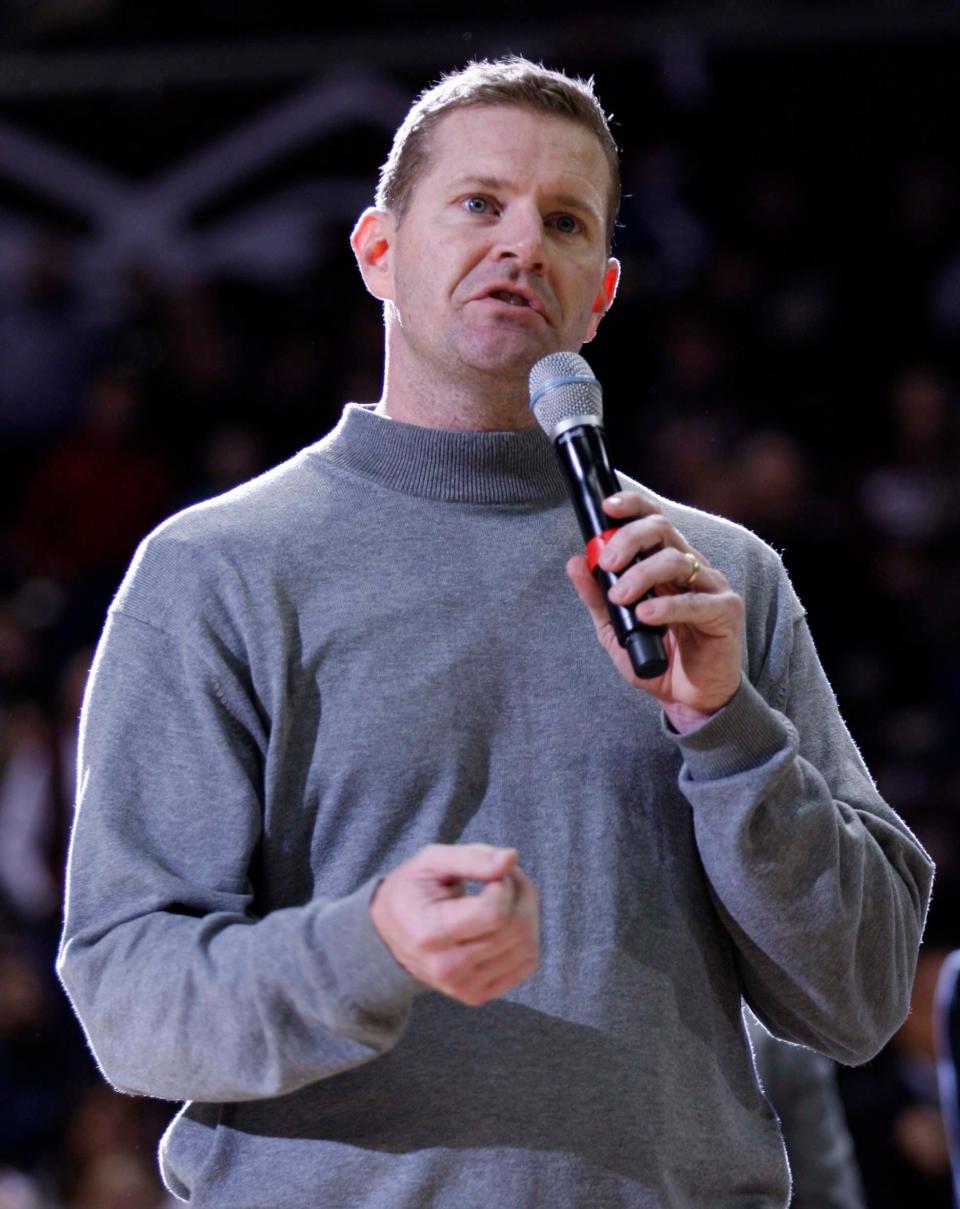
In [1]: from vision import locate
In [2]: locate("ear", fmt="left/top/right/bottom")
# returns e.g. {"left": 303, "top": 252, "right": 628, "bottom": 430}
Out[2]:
{"left": 350, "top": 207, "right": 396, "bottom": 302}
{"left": 583, "top": 258, "right": 620, "bottom": 344}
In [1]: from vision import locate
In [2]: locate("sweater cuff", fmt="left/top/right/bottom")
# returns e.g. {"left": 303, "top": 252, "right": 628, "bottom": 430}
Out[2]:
{"left": 664, "top": 675, "right": 795, "bottom": 783}
{"left": 314, "top": 877, "right": 425, "bottom": 1015}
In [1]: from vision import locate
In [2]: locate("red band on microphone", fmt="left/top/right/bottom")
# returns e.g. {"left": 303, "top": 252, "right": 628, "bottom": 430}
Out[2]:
{"left": 586, "top": 528, "right": 620, "bottom": 573}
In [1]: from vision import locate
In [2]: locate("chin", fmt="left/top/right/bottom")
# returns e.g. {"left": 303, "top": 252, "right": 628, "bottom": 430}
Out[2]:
{"left": 459, "top": 332, "right": 558, "bottom": 378}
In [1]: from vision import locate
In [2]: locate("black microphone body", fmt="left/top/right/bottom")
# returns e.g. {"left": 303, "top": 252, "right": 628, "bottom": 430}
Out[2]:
{"left": 555, "top": 423, "right": 668, "bottom": 680}
{"left": 528, "top": 352, "right": 668, "bottom": 681}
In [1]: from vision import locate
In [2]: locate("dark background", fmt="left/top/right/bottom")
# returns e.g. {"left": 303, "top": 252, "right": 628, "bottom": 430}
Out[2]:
{"left": 0, "top": 2, "right": 958, "bottom": 1204}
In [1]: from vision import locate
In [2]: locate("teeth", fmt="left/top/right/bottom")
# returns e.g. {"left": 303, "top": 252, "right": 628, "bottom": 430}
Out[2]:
{"left": 493, "top": 291, "right": 527, "bottom": 306}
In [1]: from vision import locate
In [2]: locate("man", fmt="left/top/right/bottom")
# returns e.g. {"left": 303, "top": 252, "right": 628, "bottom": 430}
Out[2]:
{"left": 58, "top": 58, "right": 933, "bottom": 1207}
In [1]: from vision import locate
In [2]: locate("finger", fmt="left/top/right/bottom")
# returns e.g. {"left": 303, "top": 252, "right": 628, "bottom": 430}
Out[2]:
{"left": 440, "top": 934, "right": 539, "bottom": 1006}
{"left": 425, "top": 922, "right": 522, "bottom": 977}
{"left": 600, "top": 490, "right": 662, "bottom": 520}
{"left": 607, "top": 547, "right": 726, "bottom": 606}
{"left": 433, "top": 876, "right": 519, "bottom": 943}
{"left": 502, "top": 867, "right": 539, "bottom": 924}
{"left": 414, "top": 842, "right": 517, "bottom": 886}
{"left": 566, "top": 555, "right": 638, "bottom": 672}
{"left": 597, "top": 513, "right": 702, "bottom": 573}
{"left": 634, "top": 588, "right": 745, "bottom": 633}
{"left": 471, "top": 932, "right": 537, "bottom": 980}
{"left": 566, "top": 554, "right": 612, "bottom": 631}
{"left": 472, "top": 946, "right": 540, "bottom": 1004}
{"left": 436, "top": 941, "right": 539, "bottom": 1006}
{"left": 446, "top": 880, "right": 535, "bottom": 964}
{"left": 504, "top": 865, "right": 536, "bottom": 902}
{"left": 498, "top": 870, "right": 519, "bottom": 915}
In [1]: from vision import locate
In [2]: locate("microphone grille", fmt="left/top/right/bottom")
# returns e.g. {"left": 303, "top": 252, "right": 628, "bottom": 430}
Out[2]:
{"left": 528, "top": 351, "right": 603, "bottom": 440}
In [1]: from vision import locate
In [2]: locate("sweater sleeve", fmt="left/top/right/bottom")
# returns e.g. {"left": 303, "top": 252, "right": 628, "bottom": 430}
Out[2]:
{"left": 669, "top": 572, "right": 934, "bottom": 1066}
{"left": 57, "top": 555, "right": 422, "bottom": 1104}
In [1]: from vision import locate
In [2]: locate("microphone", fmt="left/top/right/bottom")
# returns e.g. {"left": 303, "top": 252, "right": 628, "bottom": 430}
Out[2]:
{"left": 529, "top": 351, "right": 668, "bottom": 680}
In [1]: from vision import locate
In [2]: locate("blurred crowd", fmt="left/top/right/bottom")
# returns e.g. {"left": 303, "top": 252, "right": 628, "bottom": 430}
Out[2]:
{"left": 0, "top": 49, "right": 959, "bottom": 1209}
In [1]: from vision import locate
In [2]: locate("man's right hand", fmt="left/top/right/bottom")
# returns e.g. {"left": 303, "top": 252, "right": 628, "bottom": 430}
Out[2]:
{"left": 370, "top": 843, "right": 540, "bottom": 1007}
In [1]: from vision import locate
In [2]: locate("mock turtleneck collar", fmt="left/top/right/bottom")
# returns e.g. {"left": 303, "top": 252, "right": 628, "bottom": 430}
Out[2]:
{"left": 312, "top": 403, "right": 568, "bottom": 506}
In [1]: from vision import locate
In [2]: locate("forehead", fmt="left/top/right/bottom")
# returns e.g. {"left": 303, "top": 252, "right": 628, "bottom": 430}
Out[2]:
{"left": 414, "top": 104, "right": 611, "bottom": 212}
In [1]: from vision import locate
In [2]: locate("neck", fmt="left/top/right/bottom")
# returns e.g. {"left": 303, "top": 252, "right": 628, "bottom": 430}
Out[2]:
{"left": 376, "top": 336, "right": 538, "bottom": 433}
{"left": 376, "top": 391, "right": 537, "bottom": 433}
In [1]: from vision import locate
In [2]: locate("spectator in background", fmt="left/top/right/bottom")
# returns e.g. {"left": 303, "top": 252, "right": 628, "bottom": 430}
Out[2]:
{"left": 859, "top": 365, "right": 958, "bottom": 549}
{"left": 182, "top": 426, "right": 267, "bottom": 510}
{"left": 746, "top": 1011, "right": 866, "bottom": 1208}
{"left": 0, "top": 934, "right": 86, "bottom": 1192}
{"left": 60, "top": 1085, "right": 176, "bottom": 1209}
{"left": 0, "top": 1166, "right": 47, "bottom": 1208}
{"left": 12, "top": 366, "right": 174, "bottom": 592}
{"left": 935, "top": 950, "right": 960, "bottom": 1208}
{"left": 0, "top": 233, "right": 93, "bottom": 444}
{"left": 0, "top": 649, "right": 91, "bottom": 933}
{"left": 839, "top": 893, "right": 958, "bottom": 1208}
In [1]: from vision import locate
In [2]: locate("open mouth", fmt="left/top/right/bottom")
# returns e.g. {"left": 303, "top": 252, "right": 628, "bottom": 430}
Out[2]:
{"left": 489, "top": 290, "right": 532, "bottom": 307}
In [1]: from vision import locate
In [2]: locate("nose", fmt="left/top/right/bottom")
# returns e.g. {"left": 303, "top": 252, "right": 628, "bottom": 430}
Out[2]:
{"left": 493, "top": 202, "right": 547, "bottom": 273}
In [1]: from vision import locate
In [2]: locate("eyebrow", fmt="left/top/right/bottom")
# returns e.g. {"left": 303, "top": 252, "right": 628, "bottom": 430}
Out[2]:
{"left": 449, "top": 176, "right": 603, "bottom": 225}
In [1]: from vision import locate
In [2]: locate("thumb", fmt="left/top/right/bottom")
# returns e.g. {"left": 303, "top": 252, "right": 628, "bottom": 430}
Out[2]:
{"left": 566, "top": 554, "right": 609, "bottom": 629}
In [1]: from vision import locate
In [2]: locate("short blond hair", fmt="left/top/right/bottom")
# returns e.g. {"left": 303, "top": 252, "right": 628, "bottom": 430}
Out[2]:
{"left": 376, "top": 57, "right": 621, "bottom": 251}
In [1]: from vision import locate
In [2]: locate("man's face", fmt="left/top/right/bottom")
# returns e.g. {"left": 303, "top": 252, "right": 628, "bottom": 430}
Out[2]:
{"left": 355, "top": 105, "right": 619, "bottom": 395}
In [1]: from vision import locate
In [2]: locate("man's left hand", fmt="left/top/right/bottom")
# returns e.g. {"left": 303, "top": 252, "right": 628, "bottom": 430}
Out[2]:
{"left": 566, "top": 490, "right": 744, "bottom": 734}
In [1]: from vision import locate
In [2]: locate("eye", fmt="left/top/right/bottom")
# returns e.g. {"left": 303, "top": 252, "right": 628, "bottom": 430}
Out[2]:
{"left": 462, "top": 195, "right": 497, "bottom": 216}
{"left": 551, "top": 213, "right": 584, "bottom": 235}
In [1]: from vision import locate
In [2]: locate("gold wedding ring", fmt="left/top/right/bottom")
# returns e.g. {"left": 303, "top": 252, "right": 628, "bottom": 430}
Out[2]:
{"left": 677, "top": 552, "right": 701, "bottom": 590}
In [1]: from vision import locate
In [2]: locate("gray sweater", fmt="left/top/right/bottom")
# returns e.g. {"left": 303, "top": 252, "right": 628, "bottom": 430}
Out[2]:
{"left": 58, "top": 403, "right": 933, "bottom": 1208}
